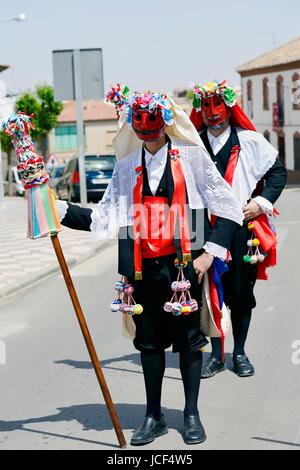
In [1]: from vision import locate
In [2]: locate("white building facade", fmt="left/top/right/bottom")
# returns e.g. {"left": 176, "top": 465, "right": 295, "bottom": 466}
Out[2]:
{"left": 237, "top": 37, "right": 300, "bottom": 178}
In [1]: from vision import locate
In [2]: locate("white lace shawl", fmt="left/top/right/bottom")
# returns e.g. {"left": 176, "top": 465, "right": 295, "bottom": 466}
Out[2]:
{"left": 90, "top": 137, "right": 243, "bottom": 239}
{"left": 232, "top": 128, "right": 278, "bottom": 207}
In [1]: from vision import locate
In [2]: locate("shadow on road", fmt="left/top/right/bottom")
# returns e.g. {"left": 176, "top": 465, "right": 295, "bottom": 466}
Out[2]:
{"left": 251, "top": 436, "right": 300, "bottom": 448}
{"left": 54, "top": 352, "right": 236, "bottom": 376}
{"left": 0, "top": 403, "right": 185, "bottom": 448}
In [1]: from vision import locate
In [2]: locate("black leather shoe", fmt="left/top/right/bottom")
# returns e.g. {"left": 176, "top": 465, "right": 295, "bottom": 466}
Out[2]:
{"left": 201, "top": 355, "right": 226, "bottom": 379}
{"left": 130, "top": 415, "right": 168, "bottom": 446}
{"left": 233, "top": 354, "right": 255, "bottom": 377}
{"left": 183, "top": 414, "right": 206, "bottom": 445}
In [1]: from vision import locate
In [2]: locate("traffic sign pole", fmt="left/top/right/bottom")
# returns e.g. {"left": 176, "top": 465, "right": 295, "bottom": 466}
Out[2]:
{"left": 73, "top": 49, "right": 87, "bottom": 206}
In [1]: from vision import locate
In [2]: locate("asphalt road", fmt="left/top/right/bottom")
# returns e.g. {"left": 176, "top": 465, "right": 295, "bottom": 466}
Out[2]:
{"left": 0, "top": 189, "right": 299, "bottom": 450}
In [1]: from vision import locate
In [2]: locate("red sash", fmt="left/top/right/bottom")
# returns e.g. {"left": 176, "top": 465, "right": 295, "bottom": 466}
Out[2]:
{"left": 141, "top": 196, "right": 176, "bottom": 259}
{"left": 133, "top": 149, "right": 191, "bottom": 280}
{"left": 210, "top": 144, "right": 240, "bottom": 227}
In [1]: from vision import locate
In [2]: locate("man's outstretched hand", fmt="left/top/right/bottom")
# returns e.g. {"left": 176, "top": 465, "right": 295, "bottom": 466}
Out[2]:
{"left": 243, "top": 199, "right": 263, "bottom": 222}
{"left": 193, "top": 252, "right": 214, "bottom": 284}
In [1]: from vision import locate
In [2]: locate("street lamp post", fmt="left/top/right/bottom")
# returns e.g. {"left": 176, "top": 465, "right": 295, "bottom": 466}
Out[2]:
{"left": 0, "top": 13, "right": 27, "bottom": 209}
{"left": 0, "top": 13, "right": 27, "bottom": 24}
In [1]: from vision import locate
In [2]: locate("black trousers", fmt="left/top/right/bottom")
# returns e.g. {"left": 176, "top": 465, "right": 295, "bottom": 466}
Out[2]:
{"left": 222, "top": 224, "right": 258, "bottom": 310}
{"left": 130, "top": 254, "right": 208, "bottom": 353}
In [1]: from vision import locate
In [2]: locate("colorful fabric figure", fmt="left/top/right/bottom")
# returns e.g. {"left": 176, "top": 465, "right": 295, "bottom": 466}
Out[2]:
{"left": 2, "top": 113, "right": 61, "bottom": 239}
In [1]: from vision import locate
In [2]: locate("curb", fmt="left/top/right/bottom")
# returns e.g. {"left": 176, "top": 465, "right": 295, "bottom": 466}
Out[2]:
{"left": 0, "top": 239, "right": 112, "bottom": 303}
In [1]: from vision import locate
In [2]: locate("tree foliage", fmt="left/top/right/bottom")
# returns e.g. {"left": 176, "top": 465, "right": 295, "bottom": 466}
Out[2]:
{"left": 0, "top": 130, "right": 13, "bottom": 154}
{"left": 15, "top": 85, "right": 63, "bottom": 151}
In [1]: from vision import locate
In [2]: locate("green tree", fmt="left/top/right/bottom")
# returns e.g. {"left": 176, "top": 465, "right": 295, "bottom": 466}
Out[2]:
{"left": 0, "top": 131, "right": 14, "bottom": 196}
{"left": 16, "top": 85, "right": 63, "bottom": 158}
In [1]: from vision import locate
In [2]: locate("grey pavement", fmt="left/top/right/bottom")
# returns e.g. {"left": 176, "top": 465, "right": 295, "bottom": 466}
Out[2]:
{"left": 0, "top": 189, "right": 299, "bottom": 450}
{"left": 0, "top": 197, "right": 105, "bottom": 300}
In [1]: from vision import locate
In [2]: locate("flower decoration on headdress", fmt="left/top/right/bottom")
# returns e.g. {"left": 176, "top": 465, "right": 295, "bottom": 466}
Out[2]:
{"left": 106, "top": 84, "right": 174, "bottom": 127}
{"left": 126, "top": 92, "right": 174, "bottom": 126}
{"left": 192, "top": 80, "right": 237, "bottom": 111}
{"left": 106, "top": 84, "right": 130, "bottom": 118}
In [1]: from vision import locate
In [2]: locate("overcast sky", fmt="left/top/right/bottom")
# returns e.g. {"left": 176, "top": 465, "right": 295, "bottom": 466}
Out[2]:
{"left": 1, "top": 0, "right": 300, "bottom": 95}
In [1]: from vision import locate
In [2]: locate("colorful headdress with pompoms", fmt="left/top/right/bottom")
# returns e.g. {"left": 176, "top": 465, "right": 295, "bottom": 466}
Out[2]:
{"left": 192, "top": 80, "right": 237, "bottom": 111}
{"left": 106, "top": 85, "right": 174, "bottom": 126}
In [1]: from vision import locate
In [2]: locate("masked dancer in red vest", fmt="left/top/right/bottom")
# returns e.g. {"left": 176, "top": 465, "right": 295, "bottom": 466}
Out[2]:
{"left": 56, "top": 85, "right": 244, "bottom": 445}
{"left": 190, "top": 80, "right": 287, "bottom": 379}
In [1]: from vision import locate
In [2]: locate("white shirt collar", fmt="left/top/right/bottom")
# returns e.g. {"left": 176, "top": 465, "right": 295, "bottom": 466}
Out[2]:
{"left": 144, "top": 143, "right": 168, "bottom": 167}
{"left": 207, "top": 126, "right": 231, "bottom": 153}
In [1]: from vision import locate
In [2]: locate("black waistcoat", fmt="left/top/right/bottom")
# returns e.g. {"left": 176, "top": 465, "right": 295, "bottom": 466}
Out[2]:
{"left": 200, "top": 126, "right": 240, "bottom": 178}
{"left": 118, "top": 143, "right": 206, "bottom": 277}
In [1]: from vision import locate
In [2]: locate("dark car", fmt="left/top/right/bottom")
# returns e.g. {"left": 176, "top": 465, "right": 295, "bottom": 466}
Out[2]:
{"left": 47, "top": 164, "right": 65, "bottom": 190}
{"left": 56, "top": 154, "right": 116, "bottom": 203}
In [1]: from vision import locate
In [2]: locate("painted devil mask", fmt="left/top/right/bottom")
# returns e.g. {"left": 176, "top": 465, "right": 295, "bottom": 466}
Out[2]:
{"left": 192, "top": 81, "right": 237, "bottom": 129}
{"left": 132, "top": 108, "right": 166, "bottom": 141}
{"left": 201, "top": 95, "right": 231, "bottom": 129}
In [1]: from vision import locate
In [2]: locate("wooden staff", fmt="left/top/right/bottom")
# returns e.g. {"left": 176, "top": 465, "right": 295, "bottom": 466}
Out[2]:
{"left": 51, "top": 233, "right": 126, "bottom": 449}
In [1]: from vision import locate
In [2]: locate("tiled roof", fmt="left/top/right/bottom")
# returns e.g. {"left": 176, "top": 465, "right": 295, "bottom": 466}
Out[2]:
{"left": 237, "top": 37, "right": 300, "bottom": 73}
{"left": 58, "top": 100, "right": 117, "bottom": 122}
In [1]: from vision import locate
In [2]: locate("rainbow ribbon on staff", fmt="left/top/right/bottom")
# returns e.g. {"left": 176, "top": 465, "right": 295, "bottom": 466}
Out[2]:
{"left": 27, "top": 184, "right": 61, "bottom": 239}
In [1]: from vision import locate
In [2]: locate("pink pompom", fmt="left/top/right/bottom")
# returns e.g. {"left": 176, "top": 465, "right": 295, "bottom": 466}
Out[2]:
{"left": 110, "top": 301, "right": 121, "bottom": 313}
{"left": 190, "top": 299, "right": 198, "bottom": 312}
{"left": 171, "top": 281, "right": 179, "bottom": 292}
{"left": 172, "top": 302, "right": 182, "bottom": 316}
{"left": 178, "top": 280, "right": 190, "bottom": 291}
{"left": 250, "top": 255, "right": 258, "bottom": 265}
{"left": 115, "top": 281, "right": 125, "bottom": 292}
{"left": 164, "top": 302, "right": 173, "bottom": 312}
{"left": 124, "top": 284, "right": 134, "bottom": 295}
{"left": 123, "top": 305, "right": 135, "bottom": 315}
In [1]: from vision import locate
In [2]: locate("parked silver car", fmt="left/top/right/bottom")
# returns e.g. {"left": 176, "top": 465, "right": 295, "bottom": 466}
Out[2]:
{"left": 47, "top": 164, "right": 65, "bottom": 190}
{"left": 4, "top": 167, "right": 25, "bottom": 196}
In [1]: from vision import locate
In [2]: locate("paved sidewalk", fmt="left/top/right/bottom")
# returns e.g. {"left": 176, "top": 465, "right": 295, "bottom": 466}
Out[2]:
{"left": 0, "top": 197, "right": 105, "bottom": 300}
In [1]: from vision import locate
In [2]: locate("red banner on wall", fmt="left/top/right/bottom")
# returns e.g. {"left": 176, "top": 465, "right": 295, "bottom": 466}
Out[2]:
{"left": 273, "top": 102, "right": 279, "bottom": 130}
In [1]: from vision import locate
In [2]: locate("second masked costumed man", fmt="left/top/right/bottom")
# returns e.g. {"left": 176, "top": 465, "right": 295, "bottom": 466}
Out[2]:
{"left": 190, "top": 80, "right": 287, "bottom": 379}
{"left": 56, "top": 85, "right": 244, "bottom": 445}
